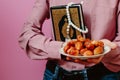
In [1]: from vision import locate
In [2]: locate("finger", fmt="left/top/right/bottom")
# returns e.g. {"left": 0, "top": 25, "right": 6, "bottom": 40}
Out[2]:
{"left": 87, "top": 56, "right": 103, "bottom": 64}
{"left": 74, "top": 59, "right": 87, "bottom": 64}
{"left": 74, "top": 59, "right": 93, "bottom": 65}
{"left": 100, "top": 39, "right": 117, "bottom": 49}
{"left": 106, "top": 42, "right": 117, "bottom": 50}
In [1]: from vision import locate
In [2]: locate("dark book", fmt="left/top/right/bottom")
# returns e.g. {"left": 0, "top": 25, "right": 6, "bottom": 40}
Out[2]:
{"left": 50, "top": 4, "right": 85, "bottom": 41}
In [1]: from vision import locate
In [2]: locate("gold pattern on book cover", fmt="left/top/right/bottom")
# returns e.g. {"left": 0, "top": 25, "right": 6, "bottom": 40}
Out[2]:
{"left": 51, "top": 5, "right": 83, "bottom": 41}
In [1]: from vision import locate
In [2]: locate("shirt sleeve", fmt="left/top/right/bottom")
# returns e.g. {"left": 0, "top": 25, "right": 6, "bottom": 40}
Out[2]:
{"left": 18, "top": 0, "right": 64, "bottom": 60}
{"left": 102, "top": 1, "right": 120, "bottom": 72}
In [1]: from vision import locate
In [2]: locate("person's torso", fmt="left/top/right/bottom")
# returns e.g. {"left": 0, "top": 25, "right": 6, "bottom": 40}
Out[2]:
{"left": 46, "top": 0, "right": 119, "bottom": 71}
{"left": 48, "top": 0, "right": 118, "bottom": 40}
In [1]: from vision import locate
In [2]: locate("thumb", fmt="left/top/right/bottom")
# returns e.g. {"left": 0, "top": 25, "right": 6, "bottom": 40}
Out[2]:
{"left": 100, "top": 39, "right": 117, "bottom": 50}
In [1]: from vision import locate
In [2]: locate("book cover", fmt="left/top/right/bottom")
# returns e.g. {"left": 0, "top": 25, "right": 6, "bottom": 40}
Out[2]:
{"left": 50, "top": 4, "right": 85, "bottom": 41}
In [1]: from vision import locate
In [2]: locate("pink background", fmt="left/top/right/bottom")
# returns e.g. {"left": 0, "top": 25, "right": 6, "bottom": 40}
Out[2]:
{"left": 0, "top": 0, "right": 49, "bottom": 80}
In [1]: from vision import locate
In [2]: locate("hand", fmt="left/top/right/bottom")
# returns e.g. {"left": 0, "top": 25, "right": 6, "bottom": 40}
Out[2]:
{"left": 74, "top": 39, "right": 117, "bottom": 66}
{"left": 100, "top": 39, "right": 117, "bottom": 49}
{"left": 71, "top": 56, "right": 103, "bottom": 66}
{"left": 65, "top": 39, "right": 117, "bottom": 66}
{"left": 86, "top": 56, "right": 103, "bottom": 64}
{"left": 86, "top": 39, "right": 117, "bottom": 63}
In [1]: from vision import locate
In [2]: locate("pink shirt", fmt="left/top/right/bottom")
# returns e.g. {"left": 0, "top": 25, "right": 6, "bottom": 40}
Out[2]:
{"left": 18, "top": 0, "right": 120, "bottom": 72}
